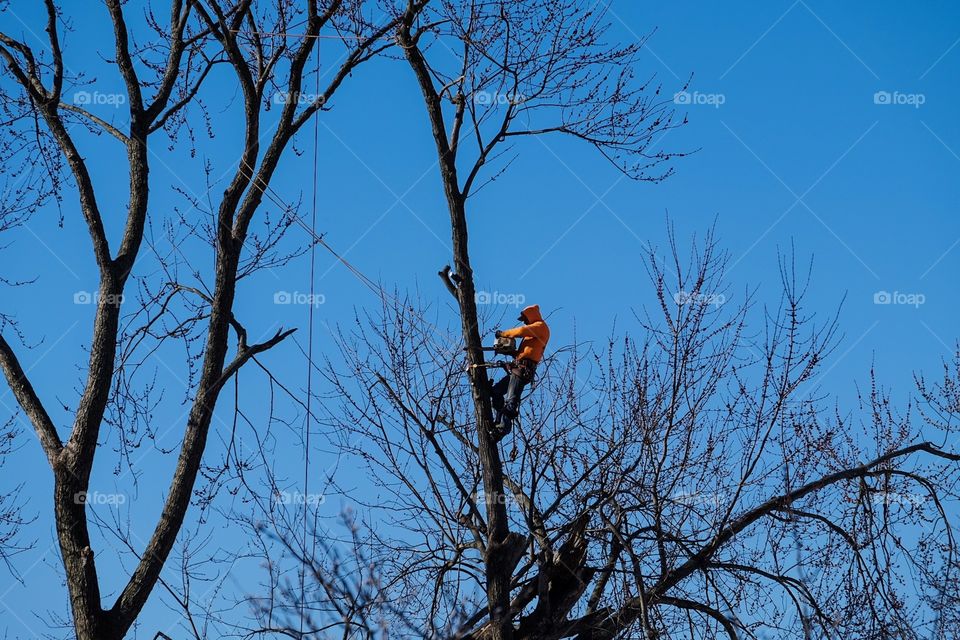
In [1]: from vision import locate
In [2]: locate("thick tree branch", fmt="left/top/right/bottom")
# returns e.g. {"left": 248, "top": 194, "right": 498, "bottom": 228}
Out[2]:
{"left": 0, "top": 334, "right": 62, "bottom": 465}
{"left": 567, "top": 441, "right": 960, "bottom": 639}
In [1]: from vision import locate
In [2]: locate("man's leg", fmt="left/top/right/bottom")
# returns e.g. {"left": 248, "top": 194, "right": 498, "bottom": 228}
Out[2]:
{"left": 493, "top": 372, "right": 526, "bottom": 440}
{"left": 502, "top": 373, "right": 526, "bottom": 421}
{"left": 490, "top": 375, "right": 510, "bottom": 420}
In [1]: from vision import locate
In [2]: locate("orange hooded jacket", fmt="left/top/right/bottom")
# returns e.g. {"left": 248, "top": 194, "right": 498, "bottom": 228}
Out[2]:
{"left": 500, "top": 304, "right": 550, "bottom": 363}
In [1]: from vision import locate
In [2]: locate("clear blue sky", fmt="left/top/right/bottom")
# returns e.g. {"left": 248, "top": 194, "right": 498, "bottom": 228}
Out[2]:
{"left": 1, "top": 1, "right": 959, "bottom": 637}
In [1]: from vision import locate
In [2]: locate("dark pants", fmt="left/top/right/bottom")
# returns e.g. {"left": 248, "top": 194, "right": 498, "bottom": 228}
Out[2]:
{"left": 491, "top": 359, "right": 537, "bottom": 428}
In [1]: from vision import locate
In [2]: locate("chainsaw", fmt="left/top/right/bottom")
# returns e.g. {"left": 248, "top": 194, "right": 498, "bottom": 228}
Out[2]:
{"left": 485, "top": 334, "right": 518, "bottom": 356}
{"left": 465, "top": 335, "right": 517, "bottom": 370}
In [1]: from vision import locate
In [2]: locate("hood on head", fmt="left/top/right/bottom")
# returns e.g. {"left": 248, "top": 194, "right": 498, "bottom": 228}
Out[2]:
{"left": 518, "top": 304, "right": 542, "bottom": 324}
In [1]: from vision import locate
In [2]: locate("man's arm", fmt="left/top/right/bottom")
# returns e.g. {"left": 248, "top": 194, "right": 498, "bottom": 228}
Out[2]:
{"left": 500, "top": 325, "right": 536, "bottom": 339}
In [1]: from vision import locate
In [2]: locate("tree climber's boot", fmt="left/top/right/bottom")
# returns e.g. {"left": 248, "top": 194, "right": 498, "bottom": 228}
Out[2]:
{"left": 491, "top": 416, "right": 513, "bottom": 442}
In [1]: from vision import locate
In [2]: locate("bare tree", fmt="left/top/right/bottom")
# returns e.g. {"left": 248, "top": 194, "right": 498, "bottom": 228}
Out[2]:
{"left": 393, "top": 1, "right": 687, "bottom": 638}
{"left": 251, "top": 2, "right": 960, "bottom": 638}
{"left": 6, "top": 2, "right": 957, "bottom": 639}
{"left": 0, "top": 1, "right": 406, "bottom": 638}
{"left": 293, "top": 231, "right": 960, "bottom": 640}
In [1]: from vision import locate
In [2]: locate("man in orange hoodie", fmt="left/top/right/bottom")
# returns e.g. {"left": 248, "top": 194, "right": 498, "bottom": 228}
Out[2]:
{"left": 490, "top": 304, "right": 550, "bottom": 440}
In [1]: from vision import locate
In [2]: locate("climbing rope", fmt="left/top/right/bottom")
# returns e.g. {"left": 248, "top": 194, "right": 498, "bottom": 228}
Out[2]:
{"left": 299, "top": 39, "right": 321, "bottom": 637}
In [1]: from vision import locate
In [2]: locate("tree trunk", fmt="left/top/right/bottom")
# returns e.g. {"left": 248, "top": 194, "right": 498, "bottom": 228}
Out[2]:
{"left": 398, "top": 22, "right": 516, "bottom": 637}
{"left": 447, "top": 197, "right": 516, "bottom": 640}
{"left": 54, "top": 469, "right": 117, "bottom": 640}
